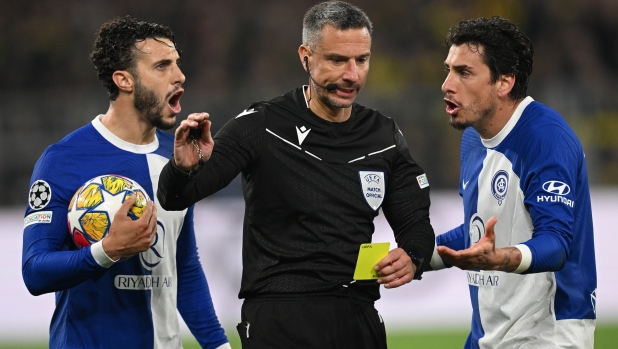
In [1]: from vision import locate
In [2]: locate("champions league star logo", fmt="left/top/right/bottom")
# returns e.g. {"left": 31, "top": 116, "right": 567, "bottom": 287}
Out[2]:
{"left": 29, "top": 180, "right": 52, "bottom": 210}
{"left": 491, "top": 170, "right": 509, "bottom": 206}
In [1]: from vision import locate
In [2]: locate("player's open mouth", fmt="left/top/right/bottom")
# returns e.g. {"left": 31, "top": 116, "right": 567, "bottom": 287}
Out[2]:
{"left": 168, "top": 89, "right": 184, "bottom": 114}
{"left": 444, "top": 98, "right": 460, "bottom": 115}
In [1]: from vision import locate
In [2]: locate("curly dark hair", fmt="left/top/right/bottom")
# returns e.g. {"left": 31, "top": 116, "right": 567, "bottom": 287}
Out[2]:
{"left": 90, "top": 16, "right": 179, "bottom": 101}
{"left": 445, "top": 16, "right": 534, "bottom": 101}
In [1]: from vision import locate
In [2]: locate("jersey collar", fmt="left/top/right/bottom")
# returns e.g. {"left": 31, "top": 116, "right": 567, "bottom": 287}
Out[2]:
{"left": 481, "top": 96, "right": 534, "bottom": 148}
{"left": 91, "top": 115, "right": 159, "bottom": 154}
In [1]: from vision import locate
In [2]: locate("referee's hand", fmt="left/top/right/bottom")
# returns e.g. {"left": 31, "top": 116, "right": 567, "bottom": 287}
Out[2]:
{"left": 374, "top": 247, "right": 415, "bottom": 289}
{"left": 174, "top": 112, "right": 214, "bottom": 171}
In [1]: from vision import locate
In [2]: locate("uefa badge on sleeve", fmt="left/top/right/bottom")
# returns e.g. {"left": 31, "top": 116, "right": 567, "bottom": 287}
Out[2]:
{"left": 29, "top": 180, "right": 52, "bottom": 210}
{"left": 359, "top": 171, "right": 385, "bottom": 211}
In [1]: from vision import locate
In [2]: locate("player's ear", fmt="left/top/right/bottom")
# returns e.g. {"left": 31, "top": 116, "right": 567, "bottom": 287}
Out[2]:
{"left": 497, "top": 73, "right": 515, "bottom": 99}
{"left": 112, "top": 70, "right": 135, "bottom": 93}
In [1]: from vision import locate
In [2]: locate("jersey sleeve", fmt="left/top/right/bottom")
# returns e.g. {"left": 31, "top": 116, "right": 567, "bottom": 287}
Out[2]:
{"left": 158, "top": 106, "right": 265, "bottom": 211}
{"left": 428, "top": 224, "right": 467, "bottom": 270}
{"left": 518, "top": 124, "right": 580, "bottom": 274}
{"left": 176, "top": 206, "right": 229, "bottom": 349}
{"left": 22, "top": 149, "right": 108, "bottom": 296}
{"left": 381, "top": 123, "right": 435, "bottom": 273}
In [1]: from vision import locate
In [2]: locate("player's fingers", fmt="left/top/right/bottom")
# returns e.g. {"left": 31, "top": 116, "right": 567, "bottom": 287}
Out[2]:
{"left": 147, "top": 204, "right": 157, "bottom": 232}
{"left": 436, "top": 245, "right": 458, "bottom": 260}
{"left": 136, "top": 200, "right": 154, "bottom": 223}
{"left": 115, "top": 194, "right": 137, "bottom": 219}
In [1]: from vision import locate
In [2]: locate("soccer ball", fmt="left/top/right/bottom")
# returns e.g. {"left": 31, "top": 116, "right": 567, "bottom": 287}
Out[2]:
{"left": 67, "top": 174, "right": 151, "bottom": 249}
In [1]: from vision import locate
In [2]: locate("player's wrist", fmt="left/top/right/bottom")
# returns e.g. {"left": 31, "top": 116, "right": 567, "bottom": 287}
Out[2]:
{"left": 92, "top": 239, "right": 119, "bottom": 268}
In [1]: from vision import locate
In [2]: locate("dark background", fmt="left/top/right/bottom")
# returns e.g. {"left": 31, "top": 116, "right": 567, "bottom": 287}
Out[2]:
{"left": 2, "top": 0, "right": 617, "bottom": 206}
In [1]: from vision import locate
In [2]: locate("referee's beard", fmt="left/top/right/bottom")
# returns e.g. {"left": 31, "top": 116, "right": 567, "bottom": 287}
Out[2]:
{"left": 313, "top": 82, "right": 361, "bottom": 109}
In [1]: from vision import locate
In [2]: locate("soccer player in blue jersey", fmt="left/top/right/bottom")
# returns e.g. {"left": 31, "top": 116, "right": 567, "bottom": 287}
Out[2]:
{"left": 428, "top": 17, "right": 597, "bottom": 348}
{"left": 21, "top": 16, "right": 230, "bottom": 349}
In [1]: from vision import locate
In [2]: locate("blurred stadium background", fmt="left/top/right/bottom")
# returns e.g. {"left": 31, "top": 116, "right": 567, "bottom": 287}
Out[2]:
{"left": 1, "top": 0, "right": 617, "bottom": 347}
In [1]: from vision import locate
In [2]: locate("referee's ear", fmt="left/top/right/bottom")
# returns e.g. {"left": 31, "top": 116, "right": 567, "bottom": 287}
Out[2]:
{"left": 298, "top": 45, "right": 311, "bottom": 72}
{"left": 112, "top": 70, "right": 135, "bottom": 94}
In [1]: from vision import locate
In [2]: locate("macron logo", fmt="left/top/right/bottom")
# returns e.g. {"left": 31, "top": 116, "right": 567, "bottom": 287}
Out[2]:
{"left": 235, "top": 108, "right": 257, "bottom": 119}
{"left": 296, "top": 126, "right": 311, "bottom": 145}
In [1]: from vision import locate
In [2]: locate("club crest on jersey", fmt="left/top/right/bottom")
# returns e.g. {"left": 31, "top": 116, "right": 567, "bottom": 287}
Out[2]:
{"left": 28, "top": 180, "right": 52, "bottom": 210}
{"left": 139, "top": 221, "right": 165, "bottom": 271}
{"left": 491, "top": 170, "right": 509, "bottom": 206}
{"left": 469, "top": 214, "right": 485, "bottom": 245}
{"left": 359, "top": 171, "right": 385, "bottom": 211}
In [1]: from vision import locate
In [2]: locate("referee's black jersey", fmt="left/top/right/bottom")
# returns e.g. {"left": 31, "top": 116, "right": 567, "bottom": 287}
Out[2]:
{"left": 159, "top": 87, "right": 434, "bottom": 302}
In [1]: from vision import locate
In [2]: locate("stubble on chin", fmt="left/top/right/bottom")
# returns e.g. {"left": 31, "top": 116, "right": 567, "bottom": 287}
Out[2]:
{"left": 449, "top": 116, "right": 470, "bottom": 130}
{"left": 134, "top": 82, "right": 175, "bottom": 130}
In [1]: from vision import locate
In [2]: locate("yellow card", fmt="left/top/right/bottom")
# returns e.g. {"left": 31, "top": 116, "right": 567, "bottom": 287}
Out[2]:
{"left": 353, "top": 242, "right": 390, "bottom": 280}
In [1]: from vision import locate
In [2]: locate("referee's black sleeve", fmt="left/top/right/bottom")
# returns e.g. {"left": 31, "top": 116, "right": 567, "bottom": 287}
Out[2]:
{"left": 381, "top": 125, "right": 435, "bottom": 271}
{"left": 158, "top": 107, "right": 265, "bottom": 210}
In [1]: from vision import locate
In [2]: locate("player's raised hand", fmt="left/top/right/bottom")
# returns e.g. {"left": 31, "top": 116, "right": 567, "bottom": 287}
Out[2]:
{"left": 102, "top": 195, "right": 157, "bottom": 261}
{"left": 437, "top": 217, "right": 522, "bottom": 272}
{"left": 174, "top": 112, "right": 214, "bottom": 171}
{"left": 374, "top": 247, "right": 415, "bottom": 289}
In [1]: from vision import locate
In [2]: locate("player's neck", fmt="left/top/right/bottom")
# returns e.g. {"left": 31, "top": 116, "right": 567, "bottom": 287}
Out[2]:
{"left": 476, "top": 98, "right": 523, "bottom": 140}
{"left": 100, "top": 100, "right": 157, "bottom": 145}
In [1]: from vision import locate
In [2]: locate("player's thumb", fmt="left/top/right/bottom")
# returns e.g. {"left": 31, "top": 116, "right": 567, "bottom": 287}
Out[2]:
{"left": 485, "top": 216, "right": 498, "bottom": 241}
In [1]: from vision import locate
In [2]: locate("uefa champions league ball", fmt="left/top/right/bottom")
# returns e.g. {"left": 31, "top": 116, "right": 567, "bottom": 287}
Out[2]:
{"left": 67, "top": 174, "right": 151, "bottom": 249}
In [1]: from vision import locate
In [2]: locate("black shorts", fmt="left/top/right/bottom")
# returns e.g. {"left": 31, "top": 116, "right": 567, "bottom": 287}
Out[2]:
{"left": 236, "top": 295, "right": 387, "bottom": 349}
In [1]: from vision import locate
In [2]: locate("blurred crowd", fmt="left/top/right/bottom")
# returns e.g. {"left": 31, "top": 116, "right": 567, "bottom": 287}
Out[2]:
{"left": 1, "top": 0, "right": 617, "bottom": 206}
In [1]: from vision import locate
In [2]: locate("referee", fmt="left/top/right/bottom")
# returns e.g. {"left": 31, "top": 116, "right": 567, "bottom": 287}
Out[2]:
{"left": 158, "top": 2, "right": 434, "bottom": 348}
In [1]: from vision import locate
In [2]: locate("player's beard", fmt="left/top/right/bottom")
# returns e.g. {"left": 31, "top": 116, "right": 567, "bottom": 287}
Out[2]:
{"left": 449, "top": 93, "right": 497, "bottom": 131}
{"left": 133, "top": 79, "right": 176, "bottom": 130}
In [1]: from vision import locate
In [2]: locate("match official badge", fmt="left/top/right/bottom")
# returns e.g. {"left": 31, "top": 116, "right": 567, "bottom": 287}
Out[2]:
{"left": 491, "top": 170, "right": 509, "bottom": 206}
{"left": 359, "top": 171, "right": 385, "bottom": 211}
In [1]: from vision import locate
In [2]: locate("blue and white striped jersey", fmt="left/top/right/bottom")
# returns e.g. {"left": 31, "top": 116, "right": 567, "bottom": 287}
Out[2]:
{"left": 22, "top": 116, "right": 229, "bottom": 349}
{"left": 431, "top": 98, "right": 597, "bottom": 348}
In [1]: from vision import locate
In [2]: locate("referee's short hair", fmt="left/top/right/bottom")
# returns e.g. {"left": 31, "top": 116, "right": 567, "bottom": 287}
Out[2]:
{"left": 302, "top": 1, "right": 373, "bottom": 49}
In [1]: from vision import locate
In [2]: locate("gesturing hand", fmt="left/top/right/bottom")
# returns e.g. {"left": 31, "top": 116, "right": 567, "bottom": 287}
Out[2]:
{"left": 174, "top": 112, "right": 214, "bottom": 171}
{"left": 437, "top": 216, "right": 522, "bottom": 272}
